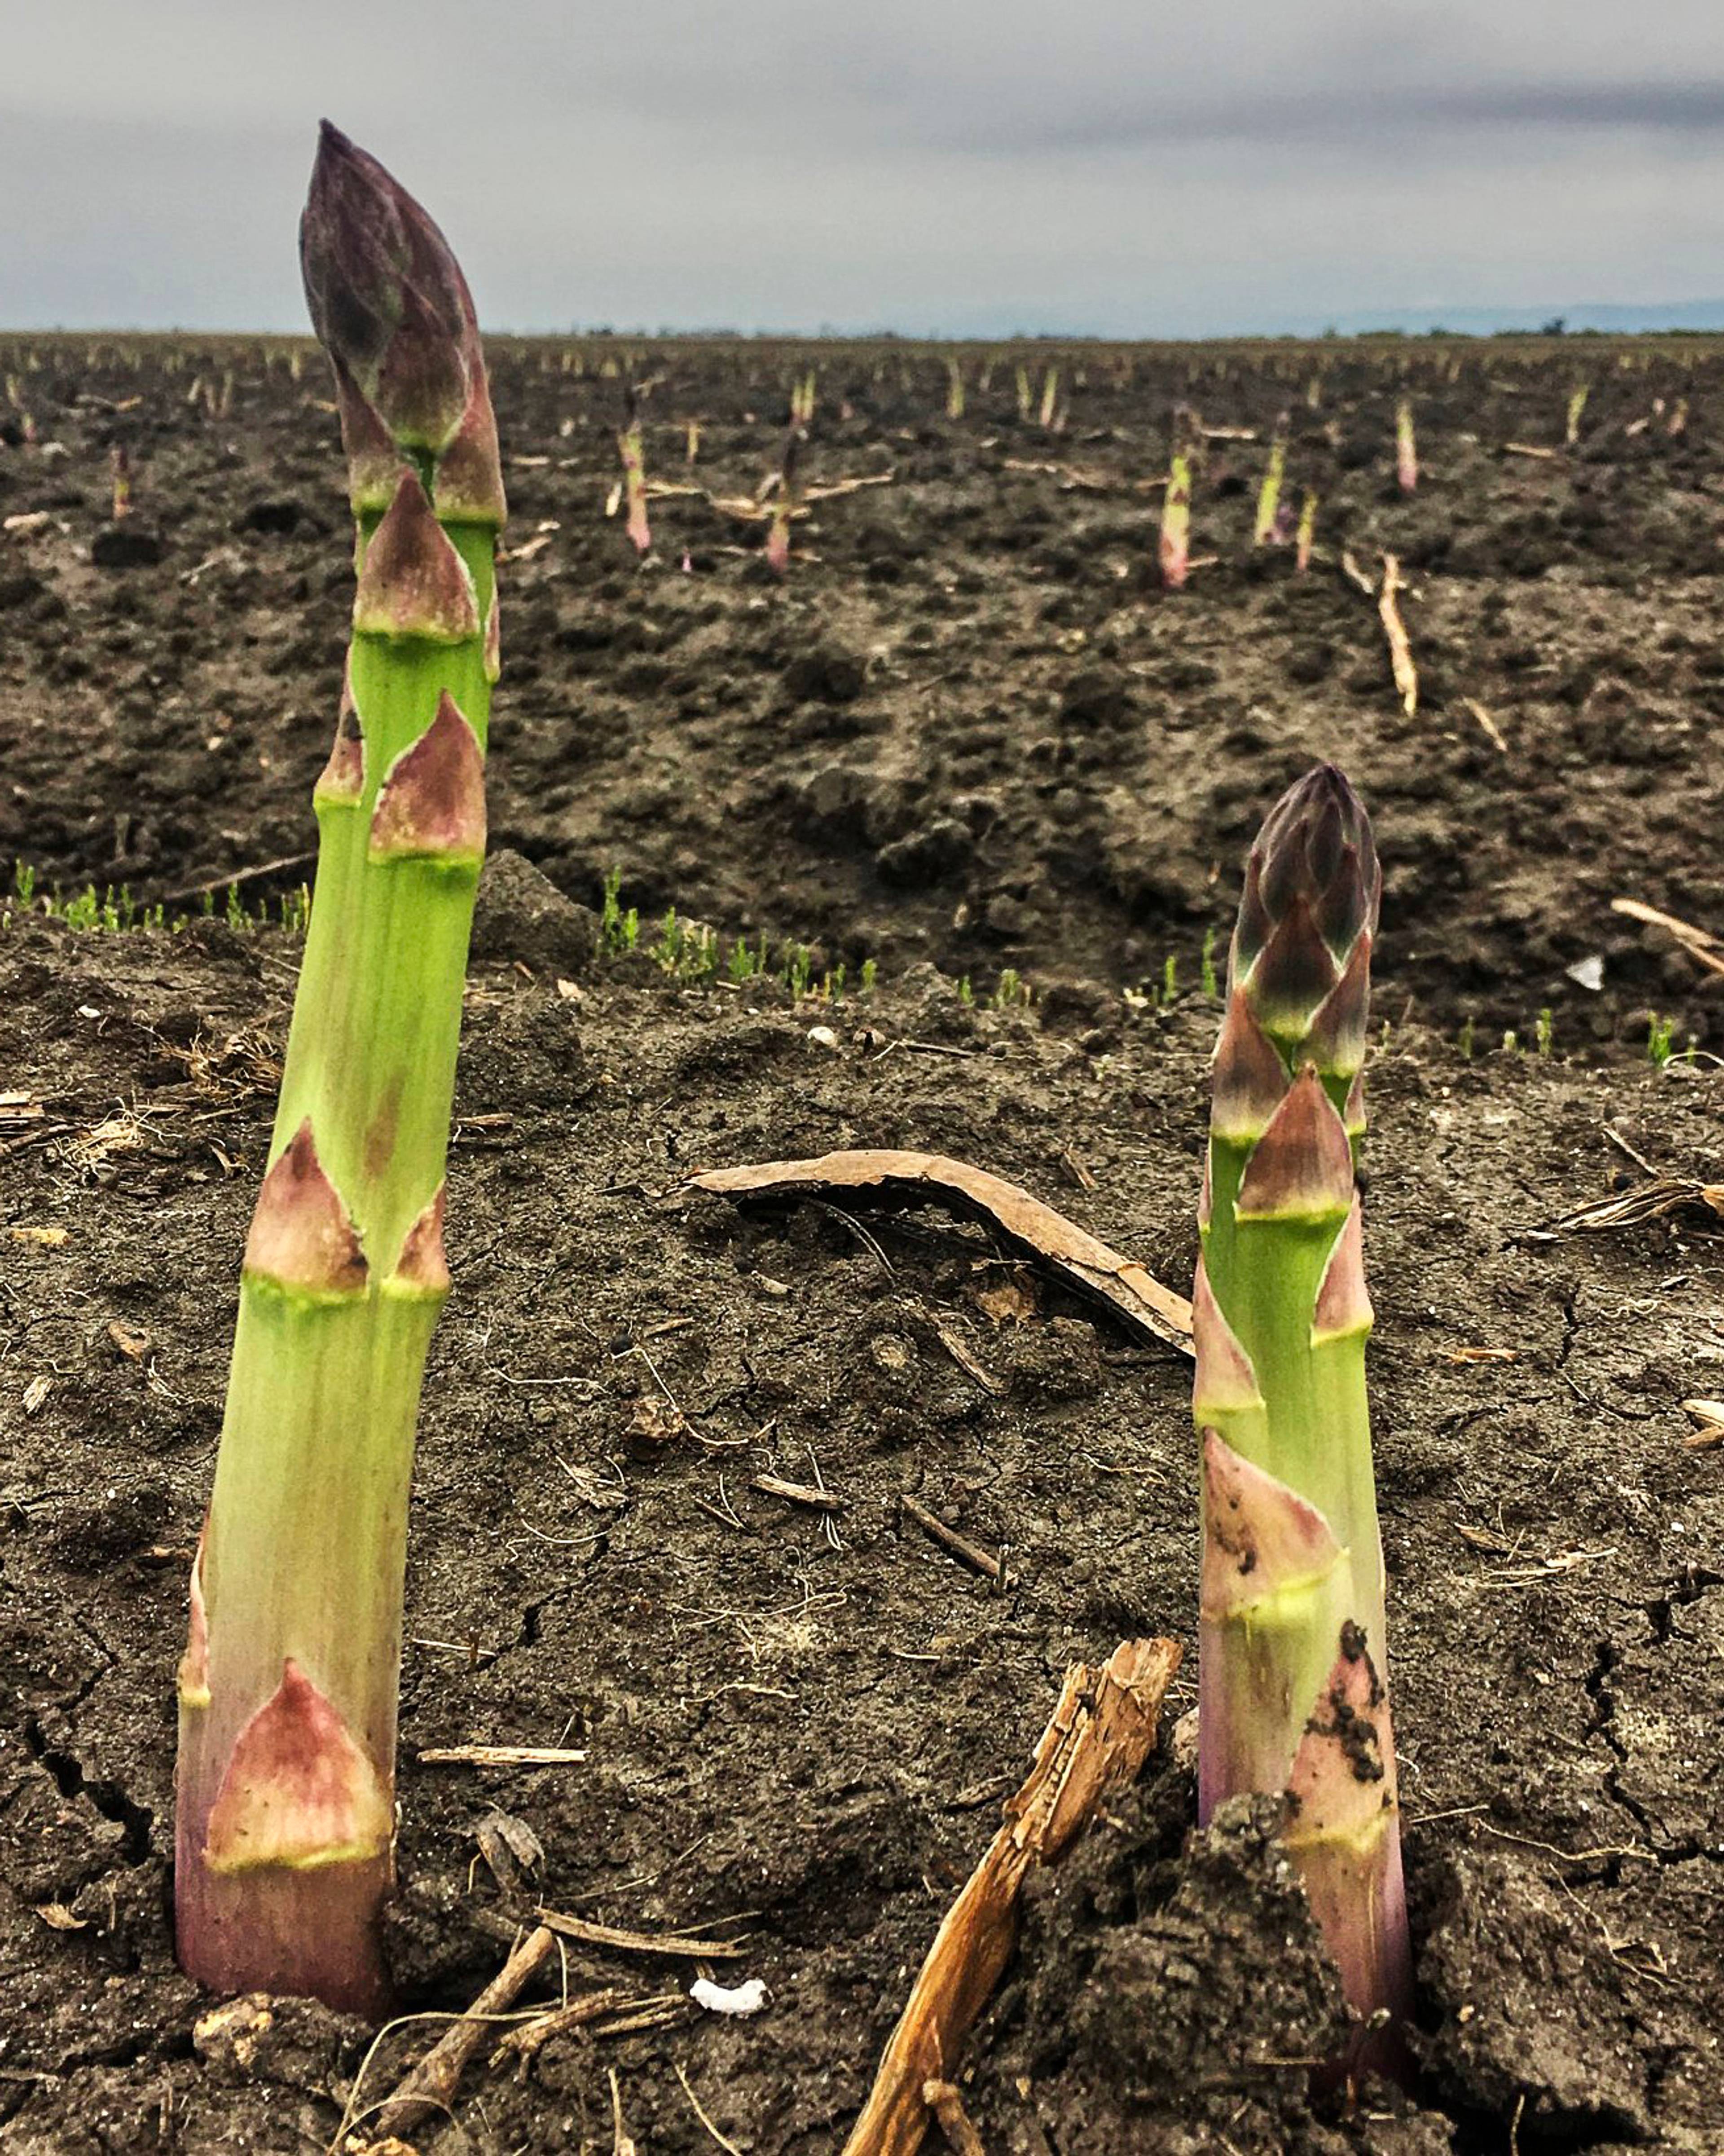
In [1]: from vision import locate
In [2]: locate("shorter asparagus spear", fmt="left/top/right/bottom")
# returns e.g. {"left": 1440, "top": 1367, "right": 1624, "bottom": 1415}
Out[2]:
{"left": 1195, "top": 765, "right": 1413, "bottom": 2071}
{"left": 618, "top": 387, "right": 650, "bottom": 554}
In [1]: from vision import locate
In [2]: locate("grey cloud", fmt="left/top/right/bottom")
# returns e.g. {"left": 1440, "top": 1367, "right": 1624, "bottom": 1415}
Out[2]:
{"left": 894, "top": 79, "right": 1724, "bottom": 158}
{"left": 4, "top": 3, "right": 1724, "bottom": 334}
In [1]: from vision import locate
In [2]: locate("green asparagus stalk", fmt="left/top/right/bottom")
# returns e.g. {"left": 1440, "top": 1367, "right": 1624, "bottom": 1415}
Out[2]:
{"left": 1565, "top": 382, "right": 1588, "bottom": 447}
{"left": 945, "top": 356, "right": 965, "bottom": 421}
{"left": 174, "top": 120, "right": 504, "bottom": 2016}
{"left": 1253, "top": 410, "right": 1289, "bottom": 546}
{"left": 1194, "top": 765, "right": 1413, "bottom": 2068}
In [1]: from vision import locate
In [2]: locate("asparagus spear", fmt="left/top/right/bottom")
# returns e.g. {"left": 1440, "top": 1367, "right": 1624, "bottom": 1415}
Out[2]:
{"left": 1159, "top": 406, "right": 1196, "bottom": 590}
{"left": 174, "top": 121, "right": 504, "bottom": 2015}
{"left": 1395, "top": 396, "right": 1418, "bottom": 493}
{"left": 765, "top": 424, "right": 803, "bottom": 576}
{"left": 618, "top": 383, "right": 651, "bottom": 553}
{"left": 1252, "top": 409, "right": 1289, "bottom": 546}
{"left": 1194, "top": 765, "right": 1414, "bottom": 2066}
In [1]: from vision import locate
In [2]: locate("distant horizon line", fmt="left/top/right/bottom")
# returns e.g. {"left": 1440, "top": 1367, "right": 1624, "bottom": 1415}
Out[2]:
{"left": 6, "top": 301, "right": 1724, "bottom": 343}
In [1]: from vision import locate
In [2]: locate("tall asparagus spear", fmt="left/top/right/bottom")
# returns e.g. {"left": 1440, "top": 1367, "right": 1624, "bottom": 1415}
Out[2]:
{"left": 174, "top": 122, "right": 504, "bottom": 2015}
{"left": 1194, "top": 766, "right": 1414, "bottom": 2067}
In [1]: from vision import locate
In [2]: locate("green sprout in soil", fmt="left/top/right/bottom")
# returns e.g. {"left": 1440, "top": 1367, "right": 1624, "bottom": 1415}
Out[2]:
{"left": 993, "top": 967, "right": 1031, "bottom": 1010}
{"left": 609, "top": 872, "right": 861, "bottom": 1000}
{"left": 1194, "top": 764, "right": 1413, "bottom": 2076}
{"left": 1536, "top": 1007, "right": 1554, "bottom": 1056}
{"left": 6, "top": 861, "right": 309, "bottom": 937}
{"left": 598, "top": 867, "right": 640, "bottom": 955}
{"left": 1458, "top": 1016, "right": 1475, "bottom": 1060}
{"left": 957, "top": 975, "right": 974, "bottom": 1006}
{"left": 1201, "top": 928, "right": 1219, "bottom": 999}
{"left": 1643, "top": 1015, "right": 1702, "bottom": 1068}
{"left": 173, "top": 123, "right": 505, "bottom": 2018}
{"left": 1162, "top": 953, "right": 1179, "bottom": 1003}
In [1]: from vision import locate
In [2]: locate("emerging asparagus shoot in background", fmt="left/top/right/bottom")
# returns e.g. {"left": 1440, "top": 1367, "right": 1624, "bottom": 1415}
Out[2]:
{"left": 1295, "top": 488, "right": 1319, "bottom": 574}
{"left": 1160, "top": 406, "right": 1198, "bottom": 590}
{"left": 765, "top": 424, "right": 803, "bottom": 576}
{"left": 618, "top": 385, "right": 651, "bottom": 554}
{"left": 1395, "top": 397, "right": 1418, "bottom": 493}
{"left": 1253, "top": 411, "right": 1289, "bottom": 546}
{"left": 1193, "top": 765, "right": 1413, "bottom": 2072}
{"left": 174, "top": 121, "right": 504, "bottom": 2015}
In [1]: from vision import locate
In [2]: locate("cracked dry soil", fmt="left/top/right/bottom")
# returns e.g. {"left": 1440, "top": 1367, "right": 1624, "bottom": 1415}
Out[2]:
{"left": 0, "top": 334, "right": 1722, "bottom": 2151}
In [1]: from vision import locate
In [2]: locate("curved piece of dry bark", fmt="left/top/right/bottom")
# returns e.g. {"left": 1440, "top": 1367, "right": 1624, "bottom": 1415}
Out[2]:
{"left": 686, "top": 1150, "right": 1192, "bottom": 1355}
{"left": 840, "top": 1637, "right": 1183, "bottom": 2156}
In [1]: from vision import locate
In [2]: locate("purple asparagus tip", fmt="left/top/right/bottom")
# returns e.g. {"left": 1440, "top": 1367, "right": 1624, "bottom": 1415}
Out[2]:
{"left": 1230, "top": 765, "right": 1381, "bottom": 1074}
{"left": 301, "top": 123, "right": 504, "bottom": 524}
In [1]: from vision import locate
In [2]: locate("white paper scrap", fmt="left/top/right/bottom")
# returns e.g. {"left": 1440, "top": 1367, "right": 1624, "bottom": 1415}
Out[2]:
{"left": 690, "top": 1976, "right": 768, "bottom": 2016}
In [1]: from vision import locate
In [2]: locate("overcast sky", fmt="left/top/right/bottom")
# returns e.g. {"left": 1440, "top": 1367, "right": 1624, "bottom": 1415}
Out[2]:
{"left": 6, "top": 1, "right": 1724, "bottom": 336}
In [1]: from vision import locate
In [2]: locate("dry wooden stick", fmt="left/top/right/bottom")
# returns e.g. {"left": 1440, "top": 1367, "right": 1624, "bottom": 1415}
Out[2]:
{"left": 1611, "top": 897, "right": 1724, "bottom": 980}
{"left": 924, "top": 2080, "right": 988, "bottom": 2156}
{"left": 901, "top": 1496, "right": 1004, "bottom": 1583}
{"left": 490, "top": 1985, "right": 674, "bottom": 2066}
{"left": 1462, "top": 696, "right": 1508, "bottom": 752}
{"left": 1554, "top": 1175, "right": 1724, "bottom": 1232}
{"left": 841, "top": 1637, "right": 1183, "bottom": 2156}
{"left": 752, "top": 1472, "right": 846, "bottom": 1513}
{"left": 418, "top": 1744, "right": 588, "bottom": 1766}
{"left": 365, "top": 1923, "right": 557, "bottom": 2139}
{"left": 1378, "top": 553, "right": 1419, "bottom": 717}
{"left": 686, "top": 1150, "right": 1192, "bottom": 1356}
{"left": 535, "top": 1909, "right": 746, "bottom": 1959}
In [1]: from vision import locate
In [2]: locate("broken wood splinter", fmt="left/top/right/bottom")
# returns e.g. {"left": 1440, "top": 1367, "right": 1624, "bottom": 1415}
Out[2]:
{"left": 840, "top": 1636, "right": 1182, "bottom": 2156}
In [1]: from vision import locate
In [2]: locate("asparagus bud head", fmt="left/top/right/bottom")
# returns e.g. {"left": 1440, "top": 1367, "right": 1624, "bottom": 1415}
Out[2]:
{"left": 1223, "top": 765, "right": 1380, "bottom": 1131}
{"left": 301, "top": 121, "right": 505, "bottom": 525}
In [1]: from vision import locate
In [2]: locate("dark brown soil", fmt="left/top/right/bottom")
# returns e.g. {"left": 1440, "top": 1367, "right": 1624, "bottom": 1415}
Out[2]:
{"left": 1, "top": 335, "right": 1722, "bottom": 2154}
{"left": 2, "top": 335, "right": 1722, "bottom": 1052}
